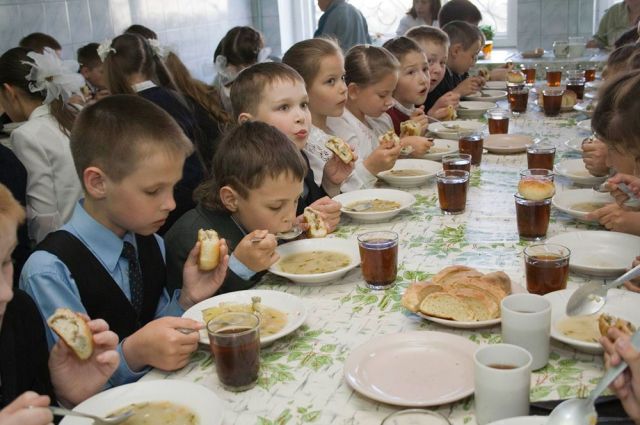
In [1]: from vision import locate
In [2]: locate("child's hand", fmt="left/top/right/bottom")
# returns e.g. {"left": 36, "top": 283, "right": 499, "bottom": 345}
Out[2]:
{"left": 400, "top": 136, "right": 434, "bottom": 158}
{"left": 601, "top": 328, "right": 640, "bottom": 423}
{"left": 180, "top": 240, "right": 230, "bottom": 308}
{"left": 0, "top": 392, "right": 52, "bottom": 425}
{"left": 363, "top": 142, "right": 402, "bottom": 175}
{"left": 586, "top": 204, "right": 640, "bottom": 233}
{"left": 234, "top": 231, "right": 279, "bottom": 272}
{"left": 49, "top": 316, "right": 120, "bottom": 407}
{"left": 582, "top": 138, "right": 609, "bottom": 177}
{"left": 608, "top": 173, "right": 640, "bottom": 207}
{"left": 123, "top": 317, "right": 202, "bottom": 372}
{"left": 409, "top": 107, "right": 429, "bottom": 134}
{"left": 323, "top": 148, "right": 357, "bottom": 185}
{"left": 307, "top": 196, "right": 342, "bottom": 232}
{"left": 624, "top": 256, "right": 640, "bottom": 293}
{"left": 453, "top": 76, "right": 484, "bottom": 96}
{"left": 428, "top": 92, "right": 460, "bottom": 119}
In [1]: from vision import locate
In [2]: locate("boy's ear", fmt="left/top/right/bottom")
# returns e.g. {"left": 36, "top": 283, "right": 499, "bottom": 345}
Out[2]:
{"left": 347, "top": 82, "right": 360, "bottom": 100}
{"left": 237, "top": 112, "right": 253, "bottom": 124}
{"left": 450, "top": 43, "right": 464, "bottom": 58}
{"left": 83, "top": 166, "right": 108, "bottom": 199}
{"left": 219, "top": 185, "right": 240, "bottom": 212}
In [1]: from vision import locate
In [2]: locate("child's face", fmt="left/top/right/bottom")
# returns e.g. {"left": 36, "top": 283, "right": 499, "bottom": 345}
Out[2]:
{"left": 308, "top": 54, "right": 348, "bottom": 119}
{"left": 449, "top": 39, "right": 482, "bottom": 75}
{"left": 82, "top": 64, "right": 106, "bottom": 89}
{"left": 231, "top": 173, "right": 303, "bottom": 234}
{"left": 98, "top": 149, "right": 185, "bottom": 237}
{"left": 349, "top": 71, "right": 399, "bottom": 117}
{"left": 394, "top": 51, "right": 430, "bottom": 107}
{"left": 252, "top": 80, "right": 312, "bottom": 150}
{"left": 0, "top": 221, "right": 16, "bottom": 327}
{"left": 417, "top": 40, "right": 448, "bottom": 92}
{"left": 606, "top": 144, "right": 637, "bottom": 174}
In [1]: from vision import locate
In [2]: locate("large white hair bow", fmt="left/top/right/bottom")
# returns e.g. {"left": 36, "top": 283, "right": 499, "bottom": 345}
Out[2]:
{"left": 23, "top": 47, "right": 85, "bottom": 104}
{"left": 97, "top": 39, "right": 116, "bottom": 62}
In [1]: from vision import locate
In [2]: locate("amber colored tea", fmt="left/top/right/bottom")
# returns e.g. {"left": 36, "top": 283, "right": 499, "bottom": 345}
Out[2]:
{"left": 458, "top": 135, "right": 483, "bottom": 165}
{"left": 515, "top": 197, "right": 551, "bottom": 240}
{"left": 525, "top": 254, "right": 570, "bottom": 295}
{"left": 542, "top": 90, "right": 563, "bottom": 116}
{"left": 437, "top": 171, "right": 469, "bottom": 214}
{"left": 488, "top": 117, "right": 509, "bottom": 134}
{"left": 546, "top": 70, "right": 562, "bottom": 86}
{"left": 522, "top": 67, "right": 536, "bottom": 84}
{"left": 209, "top": 326, "right": 260, "bottom": 391}
{"left": 584, "top": 69, "right": 596, "bottom": 82}
{"left": 527, "top": 149, "right": 555, "bottom": 170}
{"left": 566, "top": 82, "right": 585, "bottom": 99}
{"left": 443, "top": 156, "right": 471, "bottom": 172}
{"left": 359, "top": 238, "right": 398, "bottom": 290}
{"left": 508, "top": 90, "right": 528, "bottom": 113}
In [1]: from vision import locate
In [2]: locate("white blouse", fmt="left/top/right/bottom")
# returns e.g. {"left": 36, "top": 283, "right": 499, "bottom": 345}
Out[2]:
{"left": 11, "top": 104, "right": 83, "bottom": 243}
{"left": 305, "top": 126, "right": 337, "bottom": 187}
{"left": 396, "top": 15, "right": 438, "bottom": 36}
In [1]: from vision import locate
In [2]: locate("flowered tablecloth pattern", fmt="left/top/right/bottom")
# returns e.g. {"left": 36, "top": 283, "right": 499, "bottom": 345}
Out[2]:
{"left": 143, "top": 98, "right": 614, "bottom": 425}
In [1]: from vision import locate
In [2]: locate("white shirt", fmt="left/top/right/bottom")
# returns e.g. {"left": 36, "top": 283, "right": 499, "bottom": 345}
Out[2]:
{"left": 305, "top": 126, "right": 335, "bottom": 186}
{"left": 396, "top": 15, "right": 437, "bottom": 36}
{"left": 11, "top": 104, "right": 83, "bottom": 243}
{"left": 327, "top": 109, "right": 394, "bottom": 192}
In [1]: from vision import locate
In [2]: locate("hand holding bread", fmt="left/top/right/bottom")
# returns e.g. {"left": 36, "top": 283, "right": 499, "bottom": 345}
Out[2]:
{"left": 198, "top": 229, "right": 220, "bottom": 271}
{"left": 303, "top": 207, "right": 328, "bottom": 238}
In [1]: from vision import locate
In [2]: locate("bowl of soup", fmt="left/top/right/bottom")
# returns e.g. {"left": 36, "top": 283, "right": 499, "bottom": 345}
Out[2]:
{"left": 377, "top": 159, "right": 441, "bottom": 188}
{"left": 270, "top": 238, "right": 360, "bottom": 284}
{"left": 333, "top": 188, "right": 416, "bottom": 222}
{"left": 551, "top": 188, "right": 614, "bottom": 221}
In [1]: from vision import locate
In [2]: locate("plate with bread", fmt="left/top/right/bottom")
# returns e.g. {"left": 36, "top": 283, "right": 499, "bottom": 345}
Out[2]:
{"left": 427, "top": 120, "right": 485, "bottom": 140}
{"left": 377, "top": 158, "right": 441, "bottom": 188}
{"left": 552, "top": 188, "right": 614, "bottom": 221}
{"left": 483, "top": 134, "right": 533, "bottom": 154}
{"left": 422, "top": 138, "right": 458, "bottom": 161}
{"left": 545, "top": 288, "right": 640, "bottom": 353}
{"left": 554, "top": 159, "right": 607, "bottom": 186}
{"left": 183, "top": 289, "right": 307, "bottom": 345}
{"left": 402, "top": 266, "right": 525, "bottom": 329}
{"left": 534, "top": 88, "right": 577, "bottom": 112}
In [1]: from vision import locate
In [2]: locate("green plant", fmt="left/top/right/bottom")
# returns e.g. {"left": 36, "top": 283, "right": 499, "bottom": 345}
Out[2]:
{"left": 479, "top": 25, "right": 495, "bottom": 41}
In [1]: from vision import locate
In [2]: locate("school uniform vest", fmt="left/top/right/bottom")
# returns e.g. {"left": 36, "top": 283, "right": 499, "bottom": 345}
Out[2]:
{"left": 387, "top": 107, "right": 410, "bottom": 136}
{"left": 36, "top": 231, "right": 166, "bottom": 341}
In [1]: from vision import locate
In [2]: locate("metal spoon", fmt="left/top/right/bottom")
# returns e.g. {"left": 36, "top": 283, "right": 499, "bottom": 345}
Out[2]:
{"left": 593, "top": 182, "right": 640, "bottom": 209}
{"left": 566, "top": 263, "right": 640, "bottom": 316}
{"left": 49, "top": 406, "right": 134, "bottom": 425}
{"left": 344, "top": 201, "right": 373, "bottom": 212}
{"left": 250, "top": 226, "right": 303, "bottom": 243}
{"left": 426, "top": 115, "right": 460, "bottom": 130}
{"left": 546, "top": 330, "right": 640, "bottom": 425}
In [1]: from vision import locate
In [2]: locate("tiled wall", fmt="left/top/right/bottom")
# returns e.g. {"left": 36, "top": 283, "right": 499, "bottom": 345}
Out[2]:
{"left": 0, "top": 0, "right": 254, "bottom": 83}
{"left": 517, "top": 0, "right": 595, "bottom": 51}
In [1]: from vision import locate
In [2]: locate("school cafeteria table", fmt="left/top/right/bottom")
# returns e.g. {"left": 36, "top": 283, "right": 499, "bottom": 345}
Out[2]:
{"left": 143, "top": 91, "right": 618, "bottom": 425}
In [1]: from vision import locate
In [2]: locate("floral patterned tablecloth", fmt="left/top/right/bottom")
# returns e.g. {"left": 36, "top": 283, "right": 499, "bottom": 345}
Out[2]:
{"left": 143, "top": 99, "right": 614, "bottom": 425}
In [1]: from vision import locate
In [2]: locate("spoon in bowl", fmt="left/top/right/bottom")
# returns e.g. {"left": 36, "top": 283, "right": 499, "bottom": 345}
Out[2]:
{"left": 566, "top": 263, "right": 640, "bottom": 316}
{"left": 49, "top": 406, "right": 134, "bottom": 425}
{"left": 250, "top": 226, "right": 303, "bottom": 243}
{"left": 593, "top": 182, "right": 640, "bottom": 209}
{"left": 546, "top": 330, "right": 640, "bottom": 425}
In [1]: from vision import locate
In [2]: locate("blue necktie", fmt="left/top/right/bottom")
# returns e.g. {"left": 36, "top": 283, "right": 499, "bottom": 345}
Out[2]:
{"left": 122, "top": 241, "right": 144, "bottom": 315}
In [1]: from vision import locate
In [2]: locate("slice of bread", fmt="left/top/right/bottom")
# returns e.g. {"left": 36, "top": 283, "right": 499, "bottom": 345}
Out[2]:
{"left": 448, "top": 278, "right": 506, "bottom": 308}
{"left": 325, "top": 136, "right": 354, "bottom": 164}
{"left": 419, "top": 291, "right": 475, "bottom": 321}
{"left": 303, "top": 207, "right": 328, "bottom": 238}
{"left": 449, "top": 287, "right": 499, "bottom": 320}
{"left": 401, "top": 281, "right": 444, "bottom": 312}
{"left": 47, "top": 308, "right": 93, "bottom": 360}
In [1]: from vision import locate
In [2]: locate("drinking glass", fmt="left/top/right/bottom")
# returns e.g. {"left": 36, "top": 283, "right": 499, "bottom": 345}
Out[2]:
{"left": 545, "top": 65, "right": 563, "bottom": 86}
{"left": 526, "top": 144, "right": 556, "bottom": 170}
{"left": 524, "top": 244, "right": 571, "bottom": 295}
{"left": 486, "top": 108, "right": 510, "bottom": 134}
{"left": 515, "top": 194, "right": 552, "bottom": 240}
{"left": 442, "top": 153, "right": 471, "bottom": 172}
{"left": 437, "top": 170, "right": 470, "bottom": 214}
{"left": 358, "top": 231, "right": 399, "bottom": 290}
{"left": 541, "top": 88, "right": 564, "bottom": 116}
{"left": 565, "top": 69, "right": 586, "bottom": 100}
{"left": 458, "top": 134, "right": 484, "bottom": 165}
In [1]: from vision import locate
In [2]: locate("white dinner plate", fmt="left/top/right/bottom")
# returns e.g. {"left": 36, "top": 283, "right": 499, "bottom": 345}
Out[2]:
{"left": 463, "top": 90, "right": 508, "bottom": 102}
{"left": 334, "top": 188, "right": 416, "bottom": 222}
{"left": 552, "top": 189, "right": 614, "bottom": 221}
{"left": 586, "top": 80, "right": 604, "bottom": 89}
{"left": 484, "top": 81, "right": 508, "bottom": 90}
{"left": 427, "top": 120, "right": 485, "bottom": 140}
{"left": 484, "top": 134, "right": 533, "bottom": 154}
{"left": 576, "top": 119, "right": 592, "bottom": 133}
{"left": 422, "top": 138, "right": 458, "bottom": 161}
{"left": 415, "top": 280, "right": 526, "bottom": 329}
{"left": 377, "top": 158, "right": 441, "bottom": 188}
{"left": 585, "top": 91, "right": 597, "bottom": 100}
{"left": 344, "top": 331, "right": 476, "bottom": 406}
{"left": 183, "top": 289, "right": 307, "bottom": 345}
{"left": 60, "top": 380, "right": 224, "bottom": 425}
{"left": 564, "top": 137, "right": 585, "bottom": 153}
{"left": 554, "top": 158, "right": 607, "bottom": 186}
{"left": 457, "top": 101, "right": 497, "bottom": 118}
{"left": 547, "top": 230, "right": 640, "bottom": 277}
{"left": 545, "top": 288, "right": 640, "bottom": 354}
{"left": 270, "top": 237, "right": 360, "bottom": 284}
{"left": 487, "top": 416, "right": 546, "bottom": 425}
{"left": 573, "top": 102, "right": 595, "bottom": 117}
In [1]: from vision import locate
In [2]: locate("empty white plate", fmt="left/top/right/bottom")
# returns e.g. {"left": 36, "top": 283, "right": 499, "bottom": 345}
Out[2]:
{"left": 377, "top": 158, "right": 441, "bottom": 187}
{"left": 484, "top": 81, "right": 508, "bottom": 90}
{"left": 554, "top": 159, "right": 606, "bottom": 186}
{"left": 552, "top": 188, "right": 614, "bottom": 221}
{"left": 484, "top": 134, "right": 533, "bottom": 154}
{"left": 547, "top": 230, "right": 640, "bottom": 277}
{"left": 422, "top": 139, "right": 458, "bottom": 161}
{"left": 457, "top": 101, "right": 497, "bottom": 118}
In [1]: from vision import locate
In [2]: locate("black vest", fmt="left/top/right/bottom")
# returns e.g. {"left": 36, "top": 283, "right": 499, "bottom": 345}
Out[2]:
{"left": 37, "top": 231, "right": 166, "bottom": 341}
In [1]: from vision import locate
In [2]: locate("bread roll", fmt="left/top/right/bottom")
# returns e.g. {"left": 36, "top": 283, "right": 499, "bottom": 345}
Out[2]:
{"left": 303, "top": 207, "right": 328, "bottom": 238}
{"left": 379, "top": 129, "right": 400, "bottom": 147}
{"left": 198, "top": 229, "right": 220, "bottom": 271}
{"left": 419, "top": 291, "right": 476, "bottom": 321}
{"left": 562, "top": 90, "right": 578, "bottom": 108}
{"left": 518, "top": 178, "right": 555, "bottom": 200}
{"left": 325, "top": 136, "right": 354, "bottom": 164}
{"left": 599, "top": 313, "right": 635, "bottom": 336}
{"left": 400, "top": 120, "right": 421, "bottom": 137}
{"left": 506, "top": 70, "right": 526, "bottom": 84}
{"left": 477, "top": 67, "right": 490, "bottom": 79}
{"left": 47, "top": 308, "right": 93, "bottom": 360}
{"left": 432, "top": 265, "right": 483, "bottom": 286}
{"left": 480, "top": 271, "right": 512, "bottom": 294}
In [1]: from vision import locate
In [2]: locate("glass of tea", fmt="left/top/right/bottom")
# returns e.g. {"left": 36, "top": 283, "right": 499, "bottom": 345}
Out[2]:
{"left": 524, "top": 244, "right": 571, "bottom": 295}
{"left": 458, "top": 134, "right": 484, "bottom": 165}
{"left": 565, "top": 69, "right": 585, "bottom": 100}
{"left": 358, "top": 231, "right": 398, "bottom": 290}
{"left": 521, "top": 64, "right": 537, "bottom": 85}
{"left": 507, "top": 87, "right": 529, "bottom": 113}
{"left": 207, "top": 312, "right": 261, "bottom": 391}
{"left": 519, "top": 168, "right": 554, "bottom": 182}
{"left": 437, "top": 170, "right": 470, "bottom": 214}
{"left": 514, "top": 194, "right": 552, "bottom": 240}
{"left": 442, "top": 153, "right": 472, "bottom": 172}
{"left": 486, "top": 108, "right": 510, "bottom": 134}
{"left": 545, "top": 65, "right": 563, "bottom": 87}
{"left": 526, "top": 144, "right": 556, "bottom": 170}
{"left": 541, "top": 88, "right": 564, "bottom": 116}
{"left": 583, "top": 66, "right": 597, "bottom": 82}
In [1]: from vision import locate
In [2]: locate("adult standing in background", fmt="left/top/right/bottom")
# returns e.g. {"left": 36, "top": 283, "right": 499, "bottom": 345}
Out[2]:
{"left": 588, "top": 0, "right": 640, "bottom": 49}
{"left": 396, "top": 0, "right": 442, "bottom": 35}
{"left": 314, "top": 0, "right": 371, "bottom": 50}
{"left": 438, "top": 0, "right": 482, "bottom": 27}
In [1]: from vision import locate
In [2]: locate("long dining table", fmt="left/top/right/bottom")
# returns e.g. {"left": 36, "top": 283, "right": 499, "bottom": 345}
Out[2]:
{"left": 142, "top": 90, "right": 618, "bottom": 425}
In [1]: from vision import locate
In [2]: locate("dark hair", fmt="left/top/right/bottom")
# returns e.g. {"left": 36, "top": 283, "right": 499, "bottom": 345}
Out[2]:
{"left": 196, "top": 121, "right": 307, "bottom": 211}
{"left": 383, "top": 36, "right": 424, "bottom": 62}
{"left": 614, "top": 27, "right": 640, "bottom": 49}
{"left": 214, "top": 26, "right": 264, "bottom": 68}
{"left": 629, "top": 49, "right": 640, "bottom": 71}
{"left": 408, "top": 0, "right": 442, "bottom": 23}
{"left": 438, "top": 0, "right": 482, "bottom": 27}
{"left": 442, "top": 20, "right": 483, "bottom": 50}
{"left": 607, "top": 44, "right": 639, "bottom": 69}
{"left": 19, "top": 32, "right": 61, "bottom": 53}
{"left": 344, "top": 45, "right": 400, "bottom": 86}
{"left": 124, "top": 24, "right": 158, "bottom": 40}
{"left": 282, "top": 37, "right": 342, "bottom": 87}
{"left": 230, "top": 62, "right": 304, "bottom": 119}
{"left": 77, "top": 43, "right": 101, "bottom": 69}
{"left": 103, "top": 33, "right": 177, "bottom": 95}
{"left": 0, "top": 47, "right": 76, "bottom": 133}
{"left": 406, "top": 25, "right": 450, "bottom": 46}
{"left": 71, "top": 95, "right": 193, "bottom": 184}
{"left": 591, "top": 69, "right": 640, "bottom": 157}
